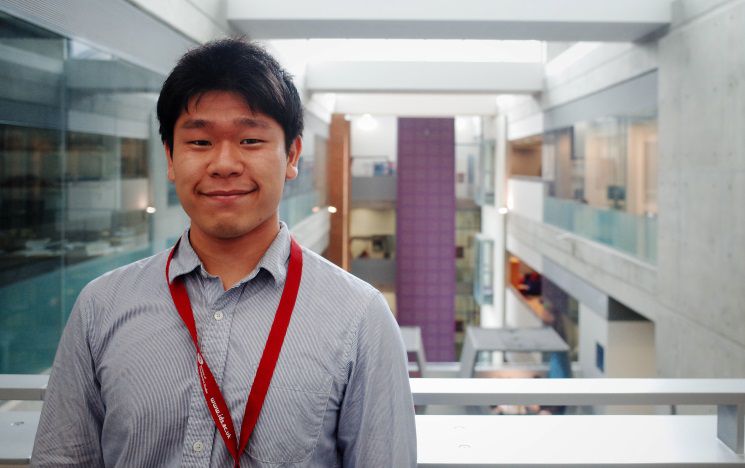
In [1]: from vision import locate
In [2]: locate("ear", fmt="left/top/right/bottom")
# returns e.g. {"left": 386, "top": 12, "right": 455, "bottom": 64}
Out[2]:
{"left": 285, "top": 136, "right": 302, "bottom": 181}
{"left": 165, "top": 144, "right": 175, "bottom": 182}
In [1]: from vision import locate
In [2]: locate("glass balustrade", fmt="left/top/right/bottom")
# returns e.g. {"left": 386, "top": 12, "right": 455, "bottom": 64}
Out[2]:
{"left": 544, "top": 197, "right": 657, "bottom": 264}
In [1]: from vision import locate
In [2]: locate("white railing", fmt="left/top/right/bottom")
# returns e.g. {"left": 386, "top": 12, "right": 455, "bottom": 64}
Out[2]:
{"left": 4, "top": 375, "right": 745, "bottom": 466}
{"left": 0, "top": 375, "right": 46, "bottom": 466}
{"left": 412, "top": 378, "right": 745, "bottom": 466}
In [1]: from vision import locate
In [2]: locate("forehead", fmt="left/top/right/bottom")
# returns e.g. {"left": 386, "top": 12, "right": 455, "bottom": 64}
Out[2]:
{"left": 176, "top": 90, "right": 279, "bottom": 129}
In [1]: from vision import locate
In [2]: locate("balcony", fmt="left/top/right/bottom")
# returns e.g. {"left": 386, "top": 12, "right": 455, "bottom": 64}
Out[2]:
{"left": 543, "top": 196, "right": 657, "bottom": 264}
{"left": 351, "top": 175, "right": 397, "bottom": 206}
{"left": 506, "top": 177, "right": 657, "bottom": 264}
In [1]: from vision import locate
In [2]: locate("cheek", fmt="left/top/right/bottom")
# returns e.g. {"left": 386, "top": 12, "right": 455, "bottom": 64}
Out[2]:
{"left": 171, "top": 159, "right": 201, "bottom": 184}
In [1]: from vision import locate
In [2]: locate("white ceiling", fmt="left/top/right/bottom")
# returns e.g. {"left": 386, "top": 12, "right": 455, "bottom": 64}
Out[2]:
{"left": 229, "top": 0, "right": 672, "bottom": 41}
{"left": 306, "top": 61, "right": 544, "bottom": 94}
{"left": 231, "top": 0, "right": 674, "bottom": 115}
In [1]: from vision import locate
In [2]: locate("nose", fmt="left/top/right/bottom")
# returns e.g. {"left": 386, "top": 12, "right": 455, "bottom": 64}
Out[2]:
{"left": 208, "top": 141, "right": 243, "bottom": 177}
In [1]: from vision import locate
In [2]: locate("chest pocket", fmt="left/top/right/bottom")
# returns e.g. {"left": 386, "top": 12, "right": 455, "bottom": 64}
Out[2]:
{"left": 246, "top": 373, "right": 333, "bottom": 464}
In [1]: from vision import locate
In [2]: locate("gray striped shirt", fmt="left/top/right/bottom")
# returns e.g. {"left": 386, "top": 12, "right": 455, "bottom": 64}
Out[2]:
{"left": 32, "top": 223, "right": 417, "bottom": 467}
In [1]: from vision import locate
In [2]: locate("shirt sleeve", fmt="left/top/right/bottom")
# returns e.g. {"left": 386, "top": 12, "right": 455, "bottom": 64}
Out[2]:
{"left": 32, "top": 288, "right": 106, "bottom": 467}
{"left": 337, "top": 291, "right": 417, "bottom": 467}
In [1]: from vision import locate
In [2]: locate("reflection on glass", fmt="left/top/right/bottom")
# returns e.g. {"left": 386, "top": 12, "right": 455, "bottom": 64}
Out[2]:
{"left": 543, "top": 128, "right": 576, "bottom": 200}
{"left": 544, "top": 196, "right": 657, "bottom": 263}
{"left": 473, "top": 236, "right": 494, "bottom": 305}
{"left": 544, "top": 116, "right": 658, "bottom": 217}
{"left": 0, "top": 13, "right": 163, "bottom": 373}
{"left": 280, "top": 132, "right": 328, "bottom": 227}
{"left": 542, "top": 114, "right": 659, "bottom": 263}
{"left": 475, "top": 139, "right": 495, "bottom": 206}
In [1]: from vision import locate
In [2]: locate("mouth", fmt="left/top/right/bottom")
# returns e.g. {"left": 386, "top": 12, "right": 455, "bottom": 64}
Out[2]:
{"left": 200, "top": 188, "right": 256, "bottom": 201}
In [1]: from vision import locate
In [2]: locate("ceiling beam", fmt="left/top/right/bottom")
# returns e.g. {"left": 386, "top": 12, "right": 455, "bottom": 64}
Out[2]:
{"left": 306, "top": 62, "right": 543, "bottom": 94}
{"left": 229, "top": 0, "right": 670, "bottom": 41}
{"left": 332, "top": 93, "right": 502, "bottom": 116}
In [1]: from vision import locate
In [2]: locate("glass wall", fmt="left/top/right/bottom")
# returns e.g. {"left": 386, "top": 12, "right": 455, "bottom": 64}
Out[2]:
{"left": 544, "top": 116, "right": 658, "bottom": 216}
{"left": 543, "top": 128, "right": 576, "bottom": 200}
{"left": 280, "top": 132, "right": 328, "bottom": 227}
{"left": 0, "top": 13, "right": 164, "bottom": 373}
{"left": 0, "top": 12, "right": 332, "bottom": 374}
{"left": 475, "top": 139, "right": 495, "bottom": 206}
{"left": 542, "top": 114, "right": 658, "bottom": 263}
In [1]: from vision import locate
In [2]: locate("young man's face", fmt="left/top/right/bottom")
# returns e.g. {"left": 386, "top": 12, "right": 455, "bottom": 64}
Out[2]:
{"left": 166, "top": 90, "right": 301, "bottom": 242}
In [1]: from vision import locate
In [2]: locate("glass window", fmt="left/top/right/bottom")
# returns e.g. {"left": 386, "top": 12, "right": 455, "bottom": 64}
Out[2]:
{"left": 544, "top": 115, "right": 658, "bottom": 217}
{"left": 475, "top": 139, "right": 495, "bottom": 206}
{"left": 542, "top": 114, "right": 658, "bottom": 263}
{"left": 0, "top": 13, "right": 165, "bottom": 373}
{"left": 543, "top": 127, "right": 577, "bottom": 200}
{"left": 279, "top": 131, "right": 327, "bottom": 227}
{"left": 473, "top": 236, "right": 494, "bottom": 305}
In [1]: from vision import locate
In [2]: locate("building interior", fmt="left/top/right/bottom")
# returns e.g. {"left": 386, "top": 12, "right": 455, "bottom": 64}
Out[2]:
{"left": 1, "top": 0, "right": 745, "bottom": 465}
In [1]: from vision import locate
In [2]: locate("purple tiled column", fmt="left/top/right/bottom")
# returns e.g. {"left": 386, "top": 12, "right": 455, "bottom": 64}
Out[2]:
{"left": 396, "top": 118, "right": 455, "bottom": 362}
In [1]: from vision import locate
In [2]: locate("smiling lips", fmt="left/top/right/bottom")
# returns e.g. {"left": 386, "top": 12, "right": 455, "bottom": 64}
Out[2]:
{"left": 200, "top": 189, "right": 256, "bottom": 201}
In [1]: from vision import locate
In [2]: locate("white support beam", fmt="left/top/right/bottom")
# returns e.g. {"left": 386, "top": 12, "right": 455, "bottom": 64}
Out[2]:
{"left": 332, "top": 93, "right": 499, "bottom": 116}
{"left": 1, "top": 0, "right": 195, "bottom": 76}
{"left": 306, "top": 62, "right": 543, "bottom": 94}
{"left": 229, "top": 0, "right": 671, "bottom": 41}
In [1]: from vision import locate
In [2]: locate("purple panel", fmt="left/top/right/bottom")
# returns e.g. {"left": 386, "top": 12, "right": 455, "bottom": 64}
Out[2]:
{"left": 396, "top": 118, "right": 455, "bottom": 362}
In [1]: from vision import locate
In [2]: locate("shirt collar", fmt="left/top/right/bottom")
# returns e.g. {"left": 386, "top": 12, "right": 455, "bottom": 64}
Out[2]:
{"left": 167, "top": 221, "right": 291, "bottom": 287}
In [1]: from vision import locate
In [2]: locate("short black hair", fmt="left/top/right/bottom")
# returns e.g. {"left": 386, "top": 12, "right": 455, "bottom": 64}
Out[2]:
{"left": 157, "top": 38, "right": 303, "bottom": 153}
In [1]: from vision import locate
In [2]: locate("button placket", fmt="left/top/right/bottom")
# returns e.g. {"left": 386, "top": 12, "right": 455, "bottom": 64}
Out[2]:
{"left": 199, "top": 286, "right": 241, "bottom": 391}
{"left": 180, "top": 275, "right": 221, "bottom": 466}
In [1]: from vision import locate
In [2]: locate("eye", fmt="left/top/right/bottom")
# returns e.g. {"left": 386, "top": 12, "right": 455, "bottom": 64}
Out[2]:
{"left": 240, "top": 138, "right": 262, "bottom": 145}
{"left": 188, "top": 140, "right": 211, "bottom": 147}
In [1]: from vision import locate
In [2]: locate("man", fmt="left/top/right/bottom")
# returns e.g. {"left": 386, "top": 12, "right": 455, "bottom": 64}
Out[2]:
{"left": 32, "top": 39, "right": 417, "bottom": 467}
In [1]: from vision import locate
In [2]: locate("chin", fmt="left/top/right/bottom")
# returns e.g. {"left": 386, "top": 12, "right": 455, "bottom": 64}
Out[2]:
{"left": 208, "top": 222, "right": 255, "bottom": 239}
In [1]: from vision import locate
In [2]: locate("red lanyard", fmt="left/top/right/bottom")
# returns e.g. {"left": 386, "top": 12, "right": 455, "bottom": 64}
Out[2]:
{"left": 165, "top": 237, "right": 303, "bottom": 467}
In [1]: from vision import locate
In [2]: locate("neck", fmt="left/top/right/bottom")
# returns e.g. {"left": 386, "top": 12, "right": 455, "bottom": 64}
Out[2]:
{"left": 189, "top": 216, "right": 281, "bottom": 290}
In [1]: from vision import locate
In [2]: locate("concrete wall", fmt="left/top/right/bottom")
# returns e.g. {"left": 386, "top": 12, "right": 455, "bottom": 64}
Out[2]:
{"left": 545, "top": 43, "right": 657, "bottom": 109}
{"left": 502, "top": 0, "right": 745, "bottom": 378}
{"left": 655, "top": 0, "right": 745, "bottom": 377}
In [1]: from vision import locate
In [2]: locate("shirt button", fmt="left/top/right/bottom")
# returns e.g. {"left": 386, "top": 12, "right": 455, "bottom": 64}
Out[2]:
{"left": 213, "top": 311, "right": 224, "bottom": 321}
{"left": 193, "top": 440, "right": 204, "bottom": 453}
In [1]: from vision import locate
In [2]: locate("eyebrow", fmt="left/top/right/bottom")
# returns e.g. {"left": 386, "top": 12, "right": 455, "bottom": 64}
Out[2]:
{"left": 234, "top": 118, "right": 271, "bottom": 129}
{"left": 179, "top": 118, "right": 271, "bottom": 130}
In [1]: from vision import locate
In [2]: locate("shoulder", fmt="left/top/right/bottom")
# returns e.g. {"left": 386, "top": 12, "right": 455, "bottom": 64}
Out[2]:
{"left": 293, "top": 246, "right": 395, "bottom": 335}
{"left": 74, "top": 249, "right": 170, "bottom": 322}
{"left": 65, "top": 249, "right": 171, "bottom": 356}
{"left": 82, "top": 250, "right": 168, "bottom": 298}
{"left": 298, "top": 246, "right": 380, "bottom": 303}
{"left": 297, "top": 246, "right": 397, "bottom": 338}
